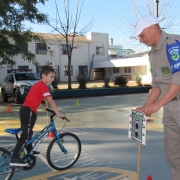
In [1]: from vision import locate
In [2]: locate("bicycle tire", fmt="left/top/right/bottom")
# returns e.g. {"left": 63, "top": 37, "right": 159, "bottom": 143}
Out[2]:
{"left": 0, "top": 147, "right": 15, "bottom": 180}
{"left": 46, "top": 132, "right": 81, "bottom": 170}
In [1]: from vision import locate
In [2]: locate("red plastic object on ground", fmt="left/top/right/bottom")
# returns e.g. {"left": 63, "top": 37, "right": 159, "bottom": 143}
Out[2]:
{"left": 147, "top": 175, "right": 152, "bottom": 180}
{"left": 7, "top": 105, "right": 12, "bottom": 113}
{"left": 48, "top": 131, "right": 54, "bottom": 138}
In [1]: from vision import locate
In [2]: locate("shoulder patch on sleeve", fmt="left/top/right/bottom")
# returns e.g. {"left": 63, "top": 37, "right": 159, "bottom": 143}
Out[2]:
{"left": 166, "top": 40, "right": 180, "bottom": 74}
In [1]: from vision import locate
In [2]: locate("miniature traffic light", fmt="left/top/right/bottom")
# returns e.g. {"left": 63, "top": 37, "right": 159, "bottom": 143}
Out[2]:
{"left": 129, "top": 110, "right": 146, "bottom": 144}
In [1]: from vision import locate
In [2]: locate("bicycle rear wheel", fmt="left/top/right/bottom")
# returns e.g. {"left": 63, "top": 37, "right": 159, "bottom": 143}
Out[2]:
{"left": 0, "top": 147, "right": 15, "bottom": 180}
{"left": 47, "top": 132, "right": 81, "bottom": 170}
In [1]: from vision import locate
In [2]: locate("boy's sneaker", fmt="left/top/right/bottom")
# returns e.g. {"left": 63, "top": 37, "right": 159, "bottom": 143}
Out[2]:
{"left": 10, "top": 157, "right": 28, "bottom": 167}
{"left": 32, "top": 151, "right": 40, "bottom": 156}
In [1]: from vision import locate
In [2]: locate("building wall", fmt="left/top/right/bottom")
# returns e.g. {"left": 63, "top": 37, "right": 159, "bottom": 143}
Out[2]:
{"left": 0, "top": 66, "right": 6, "bottom": 84}
{"left": 105, "top": 65, "right": 151, "bottom": 83}
{"left": 0, "top": 32, "right": 109, "bottom": 83}
{"left": 0, "top": 32, "right": 151, "bottom": 85}
{"left": 87, "top": 32, "right": 109, "bottom": 62}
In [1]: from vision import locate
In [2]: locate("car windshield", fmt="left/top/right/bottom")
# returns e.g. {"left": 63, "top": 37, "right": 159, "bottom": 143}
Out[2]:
{"left": 15, "top": 73, "right": 40, "bottom": 81}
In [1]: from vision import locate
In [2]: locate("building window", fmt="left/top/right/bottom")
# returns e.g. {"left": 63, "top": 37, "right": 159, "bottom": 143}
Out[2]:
{"left": 35, "top": 43, "right": 47, "bottom": 54}
{"left": 124, "top": 67, "right": 131, "bottom": 73}
{"left": 18, "top": 66, "right": 29, "bottom": 71}
{"left": 16, "top": 45, "right": 28, "bottom": 54}
{"left": 64, "top": 66, "right": 73, "bottom": 76}
{"left": 61, "top": 44, "right": 71, "bottom": 55}
{"left": 96, "top": 46, "right": 103, "bottom": 55}
{"left": 79, "top": 66, "right": 88, "bottom": 75}
{"left": 113, "top": 68, "right": 119, "bottom": 73}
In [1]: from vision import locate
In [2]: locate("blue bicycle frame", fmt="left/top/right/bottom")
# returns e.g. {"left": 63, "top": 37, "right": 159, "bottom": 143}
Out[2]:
{"left": 26, "top": 120, "right": 68, "bottom": 156}
{"left": 0, "top": 109, "right": 71, "bottom": 176}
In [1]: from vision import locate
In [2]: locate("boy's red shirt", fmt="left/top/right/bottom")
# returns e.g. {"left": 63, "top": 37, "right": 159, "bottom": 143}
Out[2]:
{"left": 23, "top": 81, "right": 51, "bottom": 114}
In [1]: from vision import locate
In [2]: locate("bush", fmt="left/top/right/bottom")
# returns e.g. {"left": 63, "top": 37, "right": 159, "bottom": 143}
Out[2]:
{"left": 76, "top": 73, "right": 89, "bottom": 89}
{"left": 111, "top": 75, "right": 127, "bottom": 86}
{"left": 135, "top": 74, "right": 142, "bottom": 85}
{"left": 52, "top": 78, "right": 59, "bottom": 88}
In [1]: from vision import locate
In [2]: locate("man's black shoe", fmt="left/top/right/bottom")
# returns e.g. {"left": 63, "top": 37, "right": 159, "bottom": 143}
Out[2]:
{"left": 10, "top": 157, "right": 28, "bottom": 167}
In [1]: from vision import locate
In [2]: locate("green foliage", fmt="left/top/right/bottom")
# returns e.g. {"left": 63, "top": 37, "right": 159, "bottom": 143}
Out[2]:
{"left": 111, "top": 75, "right": 127, "bottom": 86}
{"left": 0, "top": 0, "right": 48, "bottom": 65}
{"left": 52, "top": 78, "right": 59, "bottom": 88}
{"left": 76, "top": 73, "right": 89, "bottom": 89}
{"left": 135, "top": 74, "right": 142, "bottom": 84}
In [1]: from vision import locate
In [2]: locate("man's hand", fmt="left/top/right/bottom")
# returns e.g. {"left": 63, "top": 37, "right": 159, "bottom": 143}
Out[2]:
{"left": 136, "top": 105, "right": 148, "bottom": 112}
{"left": 144, "top": 102, "right": 161, "bottom": 116}
{"left": 136, "top": 103, "right": 161, "bottom": 116}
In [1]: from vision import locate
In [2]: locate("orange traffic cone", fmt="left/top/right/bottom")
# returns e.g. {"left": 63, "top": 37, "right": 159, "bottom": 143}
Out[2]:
{"left": 48, "top": 131, "right": 54, "bottom": 138}
{"left": 7, "top": 105, "right": 12, "bottom": 113}
{"left": 147, "top": 175, "right": 152, "bottom": 180}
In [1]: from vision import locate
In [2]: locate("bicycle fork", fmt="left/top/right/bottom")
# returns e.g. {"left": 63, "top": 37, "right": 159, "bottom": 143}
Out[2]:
{"left": 55, "top": 134, "right": 68, "bottom": 154}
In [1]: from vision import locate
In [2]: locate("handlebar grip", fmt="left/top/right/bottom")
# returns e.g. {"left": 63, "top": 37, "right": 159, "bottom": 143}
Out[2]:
{"left": 62, "top": 117, "right": 70, "bottom": 122}
{"left": 46, "top": 108, "right": 70, "bottom": 122}
{"left": 46, "top": 108, "right": 55, "bottom": 114}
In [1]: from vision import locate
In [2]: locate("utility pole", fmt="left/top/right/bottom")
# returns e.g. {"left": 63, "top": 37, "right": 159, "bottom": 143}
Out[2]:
{"left": 154, "top": 0, "right": 159, "bottom": 17}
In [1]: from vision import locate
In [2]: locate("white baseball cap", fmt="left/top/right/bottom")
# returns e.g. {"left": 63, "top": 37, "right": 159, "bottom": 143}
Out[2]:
{"left": 130, "top": 15, "right": 159, "bottom": 39}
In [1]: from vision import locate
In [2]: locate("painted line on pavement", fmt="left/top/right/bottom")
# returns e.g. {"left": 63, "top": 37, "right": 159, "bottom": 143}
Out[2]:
{"left": 23, "top": 167, "right": 137, "bottom": 180}
{"left": 0, "top": 121, "right": 11, "bottom": 128}
{"left": 12, "top": 111, "right": 19, "bottom": 117}
{"left": 38, "top": 154, "right": 55, "bottom": 171}
{"left": 35, "top": 124, "right": 42, "bottom": 130}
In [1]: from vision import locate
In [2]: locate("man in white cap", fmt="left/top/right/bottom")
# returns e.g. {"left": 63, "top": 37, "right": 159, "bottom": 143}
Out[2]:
{"left": 132, "top": 15, "right": 180, "bottom": 180}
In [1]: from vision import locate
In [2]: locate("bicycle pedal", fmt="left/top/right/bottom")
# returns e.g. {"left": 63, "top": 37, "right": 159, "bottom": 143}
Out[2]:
{"left": 16, "top": 166, "right": 25, "bottom": 170}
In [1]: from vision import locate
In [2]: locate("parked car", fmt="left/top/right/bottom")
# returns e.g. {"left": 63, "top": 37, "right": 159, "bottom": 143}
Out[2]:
{"left": 1, "top": 70, "right": 54, "bottom": 104}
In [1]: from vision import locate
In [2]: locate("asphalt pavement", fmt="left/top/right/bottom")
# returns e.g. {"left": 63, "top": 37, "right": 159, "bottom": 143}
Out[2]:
{"left": 0, "top": 93, "right": 169, "bottom": 180}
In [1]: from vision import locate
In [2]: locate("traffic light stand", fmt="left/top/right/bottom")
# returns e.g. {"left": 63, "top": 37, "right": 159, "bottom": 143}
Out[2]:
{"left": 137, "top": 142, "right": 141, "bottom": 180}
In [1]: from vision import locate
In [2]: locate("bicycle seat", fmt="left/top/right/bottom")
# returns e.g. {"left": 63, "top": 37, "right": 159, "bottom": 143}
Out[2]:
{"left": 5, "top": 128, "right": 22, "bottom": 134}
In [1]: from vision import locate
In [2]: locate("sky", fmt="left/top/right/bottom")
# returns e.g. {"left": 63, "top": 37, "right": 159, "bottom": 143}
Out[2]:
{"left": 24, "top": 0, "right": 180, "bottom": 53}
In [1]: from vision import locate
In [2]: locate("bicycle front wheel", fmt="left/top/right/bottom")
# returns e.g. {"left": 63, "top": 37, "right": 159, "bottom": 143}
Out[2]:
{"left": 0, "top": 147, "right": 15, "bottom": 180}
{"left": 47, "top": 132, "right": 81, "bottom": 170}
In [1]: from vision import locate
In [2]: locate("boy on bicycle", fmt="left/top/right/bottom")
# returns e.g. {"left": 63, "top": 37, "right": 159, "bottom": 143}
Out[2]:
{"left": 10, "top": 65, "right": 64, "bottom": 166}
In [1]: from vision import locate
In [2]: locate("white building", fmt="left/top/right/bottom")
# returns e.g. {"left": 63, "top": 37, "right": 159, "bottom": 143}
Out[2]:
{"left": 0, "top": 32, "right": 151, "bottom": 85}
{"left": 109, "top": 38, "right": 135, "bottom": 58}
{"left": 93, "top": 51, "right": 151, "bottom": 84}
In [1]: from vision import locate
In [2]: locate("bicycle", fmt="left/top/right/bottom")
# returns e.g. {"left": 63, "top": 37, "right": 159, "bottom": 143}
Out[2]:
{"left": 0, "top": 108, "right": 81, "bottom": 180}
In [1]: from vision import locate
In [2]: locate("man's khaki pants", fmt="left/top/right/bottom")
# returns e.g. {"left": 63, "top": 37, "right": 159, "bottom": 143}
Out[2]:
{"left": 163, "top": 101, "right": 180, "bottom": 180}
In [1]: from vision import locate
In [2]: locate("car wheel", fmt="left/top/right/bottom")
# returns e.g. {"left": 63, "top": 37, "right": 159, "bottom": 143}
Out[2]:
{"left": 2, "top": 90, "right": 8, "bottom": 102}
{"left": 14, "top": 90, "right": 21, "bottom": 104}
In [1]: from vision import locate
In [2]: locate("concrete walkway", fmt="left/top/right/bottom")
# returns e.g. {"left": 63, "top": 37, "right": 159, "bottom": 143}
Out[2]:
{"left": 57, "top": 80, "right": 150, "bottom": 89}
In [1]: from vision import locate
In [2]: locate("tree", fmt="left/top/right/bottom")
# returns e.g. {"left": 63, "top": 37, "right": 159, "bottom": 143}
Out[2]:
{"left": 0, "top": 0, "right": 48, "bottom": 65}
{"left": 48, "top": 0, "right": 93, "bottom": 90}
{"left": 117, "top": 0, "right": 180, "bottom": 52}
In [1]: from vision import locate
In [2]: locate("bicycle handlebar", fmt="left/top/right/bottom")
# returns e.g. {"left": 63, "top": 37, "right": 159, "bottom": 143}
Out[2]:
{"left": 46, "top": 108, "right": 54, "bottom": 114}
{"left": 46, "top": 108, "right": 70, "bottom": 122}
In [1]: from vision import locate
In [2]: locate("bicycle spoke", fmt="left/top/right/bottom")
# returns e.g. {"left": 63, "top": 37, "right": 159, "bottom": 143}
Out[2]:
{"left": 47, "top": 132, "right": 81, "bottom": 170}
{"left": 0, "top": 147, "right": 14, "bottom": 180}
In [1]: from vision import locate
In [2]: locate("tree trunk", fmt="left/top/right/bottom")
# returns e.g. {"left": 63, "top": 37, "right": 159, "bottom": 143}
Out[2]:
{"left": 68, "top": 56, "right": 72, "bottom": 90}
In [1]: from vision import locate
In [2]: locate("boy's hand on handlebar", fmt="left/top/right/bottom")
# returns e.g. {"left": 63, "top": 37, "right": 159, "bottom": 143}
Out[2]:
{"left": 57, "top": 113, "right": 65, "bottom": 119}
{"left": 42, "top": 106, "right": 48, "bottom": 111}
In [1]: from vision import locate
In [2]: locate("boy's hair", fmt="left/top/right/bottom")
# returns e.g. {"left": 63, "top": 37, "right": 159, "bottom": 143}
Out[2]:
{"left": 40, "top": 66, "right": 55, "bottom": 78}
